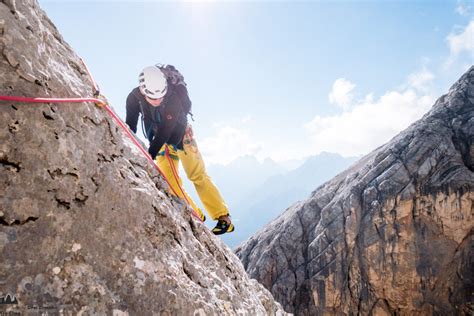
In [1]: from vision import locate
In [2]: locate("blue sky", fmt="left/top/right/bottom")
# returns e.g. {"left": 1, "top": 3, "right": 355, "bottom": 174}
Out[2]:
{"left": 39, "top": 0, "right": 473, "bottom": 165}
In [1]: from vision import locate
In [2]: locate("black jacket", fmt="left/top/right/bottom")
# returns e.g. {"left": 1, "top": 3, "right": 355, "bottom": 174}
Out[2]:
{"left": 125, "top": 84, "right": 191, "bottom": 159}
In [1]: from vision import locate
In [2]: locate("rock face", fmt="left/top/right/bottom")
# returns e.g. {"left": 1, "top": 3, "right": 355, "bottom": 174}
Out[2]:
{"left": 236, "top": 67, "right": 474, "bottom": 315}
{"left": 0, "top": 1, "right": 287, "bottom": 314}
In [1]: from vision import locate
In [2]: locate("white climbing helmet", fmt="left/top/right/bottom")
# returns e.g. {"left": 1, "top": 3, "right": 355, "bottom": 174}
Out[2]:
{"left": 138, "top": 66, "right": 168, "bottom": 99}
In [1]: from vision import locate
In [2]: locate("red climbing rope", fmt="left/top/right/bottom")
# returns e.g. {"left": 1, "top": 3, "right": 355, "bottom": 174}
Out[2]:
{"left": 164, "top": 146, "right": 193, "bottom": 209}
{"left": 0, "top": 95, "right": 104, "bottom": 104}
{"left": 0, "top": 95, "right": 203, "bottom": 222}
{"left": 79, "top": 57, "right": 100, "bottom": 94}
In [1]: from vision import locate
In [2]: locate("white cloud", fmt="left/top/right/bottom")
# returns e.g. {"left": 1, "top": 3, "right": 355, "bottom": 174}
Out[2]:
{"left": 198, "top": 125, "right": 263, "bottom": 165}
{"left": 408, "top": 68, "right": 435, "bottom": 92}
{"left": 455, "top": 3, "right": 471, "bottom": 16}
{"left": 329, "top": 78, "right": 356, "bottom": 110}
{"left": 446, "top": 20, "right": 474, "bottom": 66}
{"left": 241, "top": 115, "right": 253, "bottom": 124}
{"left": 304, "top": 73, "right": 435, "bottom": 157}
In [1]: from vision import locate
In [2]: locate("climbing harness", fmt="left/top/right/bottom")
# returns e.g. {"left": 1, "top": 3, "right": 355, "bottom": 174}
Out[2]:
{"left": 183, "top": 126, "right": 199, "bottom": 154}
{"left": 0, "top": 58, "right": 203, "bottom": 222}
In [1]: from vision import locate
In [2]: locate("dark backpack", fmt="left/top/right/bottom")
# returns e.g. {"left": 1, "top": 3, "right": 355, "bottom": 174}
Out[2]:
{"left": 157, "top": 64, "right": 192, "bottom": 118}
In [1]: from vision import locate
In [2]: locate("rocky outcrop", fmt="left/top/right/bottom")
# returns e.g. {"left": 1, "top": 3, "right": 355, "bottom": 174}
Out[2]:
{"left": 236, "top": 67, "right": 474, "bottom": 315}
{"left": 0, "top": 1, "right": 287, "bottom": 314}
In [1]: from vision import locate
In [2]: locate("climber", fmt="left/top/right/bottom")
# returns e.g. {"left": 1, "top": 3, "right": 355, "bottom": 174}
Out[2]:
{"left": 125, "top": 64, "right": 234, "bottom": 235}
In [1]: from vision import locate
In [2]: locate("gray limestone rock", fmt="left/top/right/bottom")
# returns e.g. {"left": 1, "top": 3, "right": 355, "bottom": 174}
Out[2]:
{"left": 0, "top": 1, "right": 288, "bottom": 314}
{"left": 236, "top": 67, "right": 474, "bottom": 315}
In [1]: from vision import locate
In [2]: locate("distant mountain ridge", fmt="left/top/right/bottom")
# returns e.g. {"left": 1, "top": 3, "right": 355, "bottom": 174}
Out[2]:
{"left": 207, "top": 155, "right": 287, "bottom": 208}
{"left": 182, "top": 152, "right": 357, "bottom": 247}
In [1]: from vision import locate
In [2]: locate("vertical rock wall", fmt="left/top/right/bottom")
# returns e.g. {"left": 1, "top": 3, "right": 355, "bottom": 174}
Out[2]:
{"left": 0, "top": 1, "right": 287, "bottom": 314}
{"left": 236, "top": 67, "right": 474, "bottom": 315}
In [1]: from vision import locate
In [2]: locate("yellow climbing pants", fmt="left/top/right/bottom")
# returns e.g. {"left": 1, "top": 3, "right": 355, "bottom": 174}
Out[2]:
{"left": 155, "top": 125, "right": 229, "bottom": 220}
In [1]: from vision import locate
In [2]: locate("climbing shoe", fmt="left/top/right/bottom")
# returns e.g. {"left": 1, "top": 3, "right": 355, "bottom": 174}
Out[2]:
{"left": 212, "top": 219, "right": 235, "bottom": 235}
